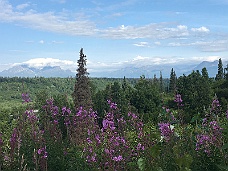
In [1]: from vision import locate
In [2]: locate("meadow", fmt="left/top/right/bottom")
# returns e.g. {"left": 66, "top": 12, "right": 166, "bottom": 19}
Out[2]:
{"left": 0, "top": 72, "right": 227, "bottom": 170}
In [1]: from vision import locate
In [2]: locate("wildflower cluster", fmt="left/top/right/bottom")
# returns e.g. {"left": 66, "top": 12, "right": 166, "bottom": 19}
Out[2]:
{"left": 80, "top": 100, "right": 145, "bottom": 170}
{"left": 1, "top": 92, "right": 227, "bottom": 170}
{"left": 174, "top": 94, "right": 183, "bottom": 107}
{"left": 21, "top": 93, "right": 31, "bottom": 103}
{"left": 158, "top": 122, "right": 174, "bottom": 142}
{"left": 195, "top": 99, "right": 224, "bottom": 155}
{"left": 37, "top": 146, "right": 48, "bottom": 159}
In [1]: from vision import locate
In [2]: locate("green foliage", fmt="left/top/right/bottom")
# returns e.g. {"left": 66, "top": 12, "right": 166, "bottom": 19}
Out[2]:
{"left": 73, "top": 48, "right": 93, "bottom": 110}
{"left": 137, "top": 157, "right": 146, "bottom": 171}
{"left": 215, "top": 58, "right": 224, "bottom": 81}
{"left": 130, "top": 76, "right": 161, "bottom": 123}
{"left": 169, "top": 68, "right": 177, "bottom": 93}
{"left": 0, "top": 65, "right": 227, "bottom": 171}
{"left": 177, "top": 69, "right": 213, "bottom": 122}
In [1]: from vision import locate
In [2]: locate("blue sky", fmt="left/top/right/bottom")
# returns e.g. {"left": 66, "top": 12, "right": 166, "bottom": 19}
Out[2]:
{"left": 0, "top": 0, "right": 228, "bottom": 73}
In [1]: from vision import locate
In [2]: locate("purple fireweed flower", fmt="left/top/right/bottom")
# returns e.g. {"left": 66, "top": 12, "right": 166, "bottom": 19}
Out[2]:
{"left": 87, "top": 138, "right": 92, "bottom": 144}
{"left": 102, "top": 119, "right": 115, "bottom": 130}
{"left": 107, "top": 100, "right": 117, "bottom": 109}
{"left": 132, "top": 113, "right": 137, "bottom": 119}
{"left": 95, "top": 134, "right": 101, "bottom": 144}
{"left": 226, "top": 109, "right": 228, "bottom": 119}
{"left": 52, "top": 106, "right": 59, "bottom": 116}
{"left": 174, "top": 94, "right": 183, "bottom": 103}
{"left": 113, "top": 155, "right": 123, "bottom": 161}
{"left": 91, "top": 153, "right": 97, "bottom": 162}
{"left": 136, "top": 143, "right": 145, "bottom": 150}
{"left": 10, "top": 128, "right": 18, "bottom": 148}
{"left": 64, "top": 120, "right": 71, "bottom": 126}
{"left": 38, "top": 146, "right": 48, "bottom": 158}
{"left": 104, "top": 148, "right": 111, "bottom": 154}
{"left": 195, "top": 134, "right": 211, "bottom": 155}
{"left": 174, "top": 94, "right": 184, "bottom": 107}
{"left": 104, "top": 148, "right": 110, "bottom": 154}
{"left": 38, "top": 148, "right": 42, "bottom": 155}
{"left": 53, "top": 120, "right": 58, "bottom": 125}
{"left": 212, "top": 99, "right": 220, "bottom": 109}
{"left": 87, "top": 129, "right": 91, "bottom": 136}
{"left": 22, "top": 93, "right": 31, "bottom": 103}
{"left": 117, "top": 117, "right": 126, "bottom": 124}
{"left": 158, "top": 122, "right": 174, "bottom": 142}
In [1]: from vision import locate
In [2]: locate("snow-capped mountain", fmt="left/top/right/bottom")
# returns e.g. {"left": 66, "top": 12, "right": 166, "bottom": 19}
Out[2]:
{"left": 0, "top": 60, "right": 225, "bottom": 78}
{"left": 0, "top": 64, "right": 75, "bottom": 77}
{"left": 90, "top": 60, "right": 222, "bottom": 78}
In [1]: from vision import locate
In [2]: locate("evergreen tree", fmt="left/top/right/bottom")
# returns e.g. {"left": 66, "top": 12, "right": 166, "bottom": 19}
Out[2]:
{"left": 159, "top": 71, "right": 163, "bottom": 92}
{"left": 177, "top": 70, "right": 212, "bottom": 121}
{"left": 202, "top": 67, "right": 209, "bottom": 79}
{"left": 169, "top": 68, "right": 176, "bottom": 93}
{"left": 153, "top": 74, "right": 159, "bottom": 86}
{"left": 122, "top": 76, "right": 127, "bottom": 92}
{"left": 72, "top": 48, "right": 93, "bottom": 110}
{"left": 215, "top": 58, "right": 223, "bottom": 80}
{"left": 130, "top": 76, "right": 160, "bottom": 123}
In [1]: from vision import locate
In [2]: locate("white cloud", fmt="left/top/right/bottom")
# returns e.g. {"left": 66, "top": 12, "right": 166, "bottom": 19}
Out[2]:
{"left": 111, "top": 12, "right": 124, "bottom": 17}
{"left": 9, "top": 49, "right": 28, "bottom": 53}
{"left": 52, "top": 40, "right": 64, "bottom": 44}
{"left": 168, "top": 39, "right": 228, "bottom": 52}
{"left": 2, "top": 55, "right": 226, "bottom": 74}
{"left": 191, "top": 56, "right": 220, "bottom": 62}
{"left": 22, "top": 58, "right": 76, "bottom": 71}
{"left": 0, "top": 0, "right": 97, "bottom": 36}
{"left": 191, "top": 26, "right": 210, "bottom": 33}
{"left": 39, "top": 40, "right": 44, "bottom": 44}
{"left": 0, "top": 1, "right": 206, "bottom": 40}
{"left": 51, "top": 0, "right": 67, "bottom": 4}
{"left": 177, "top": 25, "right": 188, "bottom": 30}
{"left": 168, "top": 42, "right": 182, "bottom": 47}
{"left": 133, "top": 42, "right": 149, "bottom": 47}
{"left": 154, "top": 41, "right": 161, "bottom": 45}
{"left": 0, "top": 0, "right": 218, "bottom": 42}
{"left": 101, "top": 24, "right": 190, "bottom": 39}
{"left": 16, "top": 3, "right": 30, "bottom": 10}
{"left": 133, "top": 56, "right": 149, "bottom": 61}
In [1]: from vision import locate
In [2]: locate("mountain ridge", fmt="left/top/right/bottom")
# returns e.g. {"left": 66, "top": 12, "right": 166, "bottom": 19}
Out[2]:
{"left": 0, "top": 60, "right": 225, "bottom": 78}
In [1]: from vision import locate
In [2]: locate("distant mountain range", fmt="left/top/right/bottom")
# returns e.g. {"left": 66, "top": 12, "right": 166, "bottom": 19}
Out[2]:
{"left": 90, "top": 60, "right": 220, "bottom": 78}
{"left": 0, "top": 60, "right": 224, "bottom": 78}
{"left": 0, "top": 64, "right": 74, "bottom": 78}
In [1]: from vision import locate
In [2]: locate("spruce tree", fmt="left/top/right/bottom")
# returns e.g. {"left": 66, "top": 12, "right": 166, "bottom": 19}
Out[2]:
{"left": 73, "top": 48, "right": 93, "bottom": 110}
{"left": 159, "top": 71, "right": 163, "bottom": 92}
{"left": 202, "top": 67, "right": 209, "bottom": 79}
{"left": 215, "top": 58, "right": 223, "bottom": 80}
{"left": 169, "top": 68, "right": 176, "bottom": 93}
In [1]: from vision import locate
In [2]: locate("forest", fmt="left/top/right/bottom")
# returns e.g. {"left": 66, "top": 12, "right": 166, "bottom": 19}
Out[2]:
{"left": 0, "top": 49, "right": 227, "bottom": 170}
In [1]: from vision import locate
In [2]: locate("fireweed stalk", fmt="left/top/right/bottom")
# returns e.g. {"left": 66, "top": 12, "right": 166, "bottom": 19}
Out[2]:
{"left": 42, "top": 99, "right": 62, "bottom": 143}
{"left": 2, "top": 93, "right": 48, "bottom": 170}
{"left": 78, "top": 100, "right": 145, "bottom": 170}
{"left": 195, "top": 98, "right": 224, "bottom": 156}
{"left": 157, "top": 94, "right": 182, "bottom": 143}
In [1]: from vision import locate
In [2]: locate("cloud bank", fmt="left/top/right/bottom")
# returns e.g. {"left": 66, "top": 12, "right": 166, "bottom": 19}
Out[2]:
{"left": 1, "top": 56, "right": 221, "bottom": 73}
{"left": 0, "top": 0, "right": 210, "bottom": 40}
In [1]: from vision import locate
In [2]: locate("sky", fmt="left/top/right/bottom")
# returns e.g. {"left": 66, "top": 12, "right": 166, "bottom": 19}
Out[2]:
{"left": 0, "top": 0, "right": 228, "bottom": 73}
